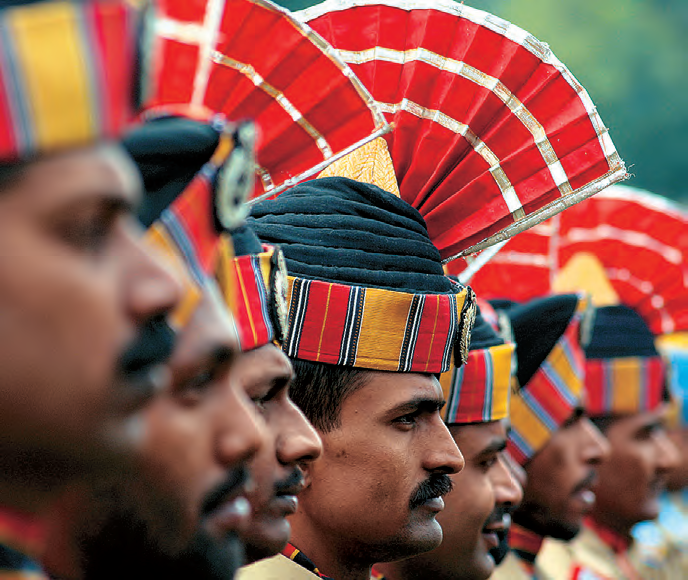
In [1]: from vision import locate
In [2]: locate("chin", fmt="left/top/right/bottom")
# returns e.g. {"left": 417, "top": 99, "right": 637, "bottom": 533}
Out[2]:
{"left": 242, "top": 520, "right": 290, "bottom": 565}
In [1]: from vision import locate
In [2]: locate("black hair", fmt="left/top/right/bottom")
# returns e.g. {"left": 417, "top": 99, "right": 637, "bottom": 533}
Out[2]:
{"left": 590, "top": 415, "right": 618, "bottom": 434}
{"left": 288, "top": 359, "right": 369, "bottom": 433}
{"left": 0, "top": 162, "right": 26, "bottom": 190}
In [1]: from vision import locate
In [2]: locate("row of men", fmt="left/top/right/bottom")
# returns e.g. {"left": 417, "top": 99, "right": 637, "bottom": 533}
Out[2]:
{"left": 1, "top": 1, "right": 686, "bottom": 580}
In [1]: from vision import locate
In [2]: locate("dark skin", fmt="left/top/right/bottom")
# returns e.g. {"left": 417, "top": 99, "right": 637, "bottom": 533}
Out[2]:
{"left": 225, "top": 344, "right": 322, "bottom": 563}
{"left": 378, "top": 420, "right": 523, "bottom": 580}
{"left": 289, "top": 371, "right": 465, "bottom": 580}
{"left": 665, "top": 426, "right": 688, "bottom": 492}
{"left": 0, "top": 145, "right": 182, "bottom": 512}
{"left": 591, "top": 406, "right": 680, "bottom": 538}
{"left": 43, "top": 288, "right": 268, "bottom": 578}
{"left": 514, "top": 410, "right": 610, "bottom": 541}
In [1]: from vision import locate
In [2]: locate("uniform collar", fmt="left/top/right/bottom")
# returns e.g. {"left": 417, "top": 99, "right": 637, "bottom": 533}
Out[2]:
{"left": 509, "top": 522, "right": 545, "bottom": 566}
{"left": 0, "top": 505, "right": 46, "bottom": 562}
{"left": 282, "top": 542, "right": 335, "bottom": 580}
{"left": 585, "top": 516, "right": 631, "bottom": 555}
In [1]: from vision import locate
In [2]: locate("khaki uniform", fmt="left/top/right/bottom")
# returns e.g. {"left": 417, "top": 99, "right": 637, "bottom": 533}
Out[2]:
{"left": 539, "top": 525, "right": 635, "bottom": 580}
{"left": 237, "top": 555, "right": 320, "bottom": 580}
{"left": 630, "top": 491, "right": 688, "bottom": 580}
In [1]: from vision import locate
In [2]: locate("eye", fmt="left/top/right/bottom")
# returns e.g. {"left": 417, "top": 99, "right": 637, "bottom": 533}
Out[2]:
{"left": 480, "top": 456, "right": 498, "bottom": 471}
{"left": 176, "top": 367, "right": 217, "bottom": 404}
{"left": 393, "top": 412, "right": 419, "bottom": 429}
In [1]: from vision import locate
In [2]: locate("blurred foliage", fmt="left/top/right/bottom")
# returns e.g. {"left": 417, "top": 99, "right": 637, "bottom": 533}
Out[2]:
{"left": 277, "top": 0, "right": 688, "bottom": 202}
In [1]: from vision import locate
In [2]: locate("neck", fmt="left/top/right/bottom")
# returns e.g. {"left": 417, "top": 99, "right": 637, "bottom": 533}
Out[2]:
{"left": 0, "top": 479, "right": 53, "bottom": 515}
{"left": 289, "top": 519, "right": 372, "bottom": 580}
{"left": 585, "top": 515, "right": 632, "bottom": 553}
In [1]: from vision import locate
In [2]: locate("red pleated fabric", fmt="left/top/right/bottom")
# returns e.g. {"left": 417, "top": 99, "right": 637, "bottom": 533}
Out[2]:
{"left": 298, "top": 0, "right": 627, "bottom": 259}
{"left": 461, "top": 185, "right": 688, "bottom": 335}
{"left": 141, "top": 0, "right": 389, "bottom": 199}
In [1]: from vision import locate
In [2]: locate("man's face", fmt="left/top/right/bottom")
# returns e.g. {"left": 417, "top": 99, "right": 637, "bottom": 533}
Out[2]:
{"left": 593, "top": 407, "right": 680, "bottom": 530}
{"left": 295, "top": 372, "right": 465, "bottom": 563}
{"left": 0, "top": 145, "right": 181, "bottom": 494}
{"left": 389, "top": 421, "right": 522, "bottom": 580}
{"left": 515, "top": 412, "right": 610, "bottom": 540}
{"left": 227, "top": 344, "right": 322, "bottom": 563}
{"left": 77, "top": 289, "right": 267, "bottom": 579}
{"left": 666, "top": 426, "right": 688, "bottom": 492}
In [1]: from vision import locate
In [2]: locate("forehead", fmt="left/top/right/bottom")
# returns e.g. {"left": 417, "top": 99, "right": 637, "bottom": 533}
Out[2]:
{"left": 340, "top": 371, "right": 443, "bottom": 415}
{"left": 234, "top": 343, "right": 292, "bottom": 379}
{"left": 451, "top": 421, "right": 506, "bottom": 455}
{"left": 0, "top": 143, "right": 141, "bottom": 210}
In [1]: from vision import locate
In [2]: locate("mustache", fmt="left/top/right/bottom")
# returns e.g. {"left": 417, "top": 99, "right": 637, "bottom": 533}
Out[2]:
{"left": 274, "top": 467, "right": 305, "bottom": 495}
{"left": 484, "top": 506, "right": 510, "bottom": 528}
{"left": 117, "top": 315, "right": 176, "bottom": 395}
{"left": 572, "top": 470, "right": 597, "bottom": 495}
{"left": 409, "top": 473, "right": 453, "bottom": 510}
{"left": 201, "top": 466, "right": 249, "bottom": 518}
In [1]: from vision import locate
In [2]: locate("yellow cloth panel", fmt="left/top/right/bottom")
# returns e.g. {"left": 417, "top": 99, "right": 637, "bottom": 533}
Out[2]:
{"left": 9, "top": 2, "right": 94, "bottom": 151}
{"left": 548, "top": 341, "right": 584, "bottom": 399}
{"left": 355, "top": 286, "right": 413, "bottom": 370}
{"left": 318, "top": 137, "right": 401, "bottom": 197}
{"left": 510, "top": 392, "right": 551, "bottom": 454}
{"left": 491, "top": 343, "right": 515, "bottom": 419}
{"left": 611, "top": 358, "right": 642, "bottom": 414}
{"left": 553, "top": 252, "right": 620, "bottom": 307}
{"left": 145, "top": 225, "right": 201, "bottom": 329}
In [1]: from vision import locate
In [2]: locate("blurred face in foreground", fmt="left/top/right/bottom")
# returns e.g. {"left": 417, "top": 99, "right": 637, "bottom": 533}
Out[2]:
{"left": 514, "top": 410, "right": 610, "bottom": 540}
{"left": 65, "top": 289, "right": 268, "bottom": 579}
{"left": 0, "top": 145, "right": 182, "bottom": 508}
{"left": 379, "top": 420, "right": 523, "bottom": 580}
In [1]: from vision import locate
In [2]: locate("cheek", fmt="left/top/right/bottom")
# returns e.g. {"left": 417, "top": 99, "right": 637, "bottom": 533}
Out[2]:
{"left": 247, "top": 444, "right": 280, "bottom": 513}
{"left": 438, "top": 473, "right": 493, "bottom": 543}
{"left": 0, "top": 229, "right": 125, "bottom": 397}
{"left": 140, "top": 406, "right": 218, "bottom": 524}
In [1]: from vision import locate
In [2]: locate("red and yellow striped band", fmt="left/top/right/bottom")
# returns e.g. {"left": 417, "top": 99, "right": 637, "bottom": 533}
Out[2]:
{"left": 440, "top": 343, "right": 514, "bottom": 425}
{"left": 216, "top": 240, "right": 288, "bottom": 352}
{"left": 585, "top": 356, "right": 666, "bottom": 417}
{"left": 508, "top": 302, "right": 588, "bottom": 466}
{"left": 283, "top": 276, "right": 475, "bottom": 373}
{"left": 0, "top": 0, "right": 135, "bottom": 160}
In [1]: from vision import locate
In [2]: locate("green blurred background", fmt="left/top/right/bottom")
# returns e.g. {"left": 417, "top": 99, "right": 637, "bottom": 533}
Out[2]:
{"left": 276, "top": 0, "right": 688, "bottom": 203}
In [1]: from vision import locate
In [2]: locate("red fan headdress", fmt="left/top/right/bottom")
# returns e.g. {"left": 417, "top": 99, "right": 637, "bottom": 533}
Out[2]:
{"left": 140, "top": 0, "right": 390, "bottom": 198}
{"left": 464, "top": 185, "right": 688, "bottom": 335}
{"left": 297, "top": 0, "right": 627, "bottom": 259}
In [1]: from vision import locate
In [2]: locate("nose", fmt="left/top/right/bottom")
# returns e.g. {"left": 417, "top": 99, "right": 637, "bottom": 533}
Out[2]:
{"left": 216, "top": 381, "right": 267, "bottom": 469}
{"left": 492, "top": 454, "right": 524, "bottom": 508}
{"left": 580, "top": 417, "right": 611, "bottom": 465}
{"left": 124, "top": 229, "right": 183, "bottom": 323}
{"left": 655, "top": 430, "right": 681, "bottom": 475}
{"left": 424, "top": 421, "right": 465, "bottom": 475}
{"left": 276, "top": 400, "right": 323, "bottom": 466}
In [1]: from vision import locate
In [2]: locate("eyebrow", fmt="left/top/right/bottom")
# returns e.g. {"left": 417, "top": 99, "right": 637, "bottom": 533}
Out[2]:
{"left": 388, "top": 397, "right": 446, "bottom": 416}
{"left": 477, "top": 438, "right": 508, "bottom": 457}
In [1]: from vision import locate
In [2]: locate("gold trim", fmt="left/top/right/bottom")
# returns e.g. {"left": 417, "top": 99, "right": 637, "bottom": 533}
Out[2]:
{"left": 339, "top": 46, "right": 573, "bottom": 197}
{"left": 380, "top": 100, "right": 524, "bottom": 217}
{"left": 212, "top": 52, "right": 333, "bottom": 160}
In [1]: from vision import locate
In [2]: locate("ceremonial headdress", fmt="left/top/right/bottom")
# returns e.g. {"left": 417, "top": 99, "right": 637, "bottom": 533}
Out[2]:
{"left": 583, "top": 304, "right": 667, "bottom": 417}
{"left": 0, "top": 0, "right": 136, "bottom": 162}
{"left": 139, "top": 0, "right": 390, "bottom": 199}
{"left": 249, "top": 176, "right": 476, "bottom": 374}
{"left": 297, "top": 0, "right": 626, "bottom": 260}
{"left": 499, "top": 294, "right": 589, "bottom": 466}
{"left": 215, "top": 224, "right": 288, "bottom": 351}
{"left": 123, "top": 115, "right": 255, "bottom": 327}
{"left": 440, "top": 302, "right": 514, "bottom": 425}
{"left": 467, "top": 185, "right": 688, "bottom": 336}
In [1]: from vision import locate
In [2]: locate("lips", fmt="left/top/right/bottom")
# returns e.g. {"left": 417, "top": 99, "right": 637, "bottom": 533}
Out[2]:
{"left": 571, "top": 471, "right": 598, "bottom": 512}
{"left": 482, "top": 513, "right": 511, "bottom": 550}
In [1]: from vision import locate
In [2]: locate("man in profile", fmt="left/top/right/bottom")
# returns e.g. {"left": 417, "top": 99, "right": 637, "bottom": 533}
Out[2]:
{"left": 491, "top": 295, "right": 610, "bottom": 580}
{"left": 0, "top": 0, "right": 183, "bottom": 574}
{"left": 241, "top": 176, "right": 473, "bottom": 580}
{"left": 376, "top": 304, "right": 523, "bottom": 580}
